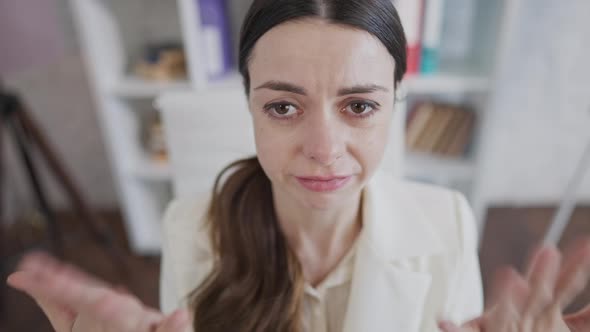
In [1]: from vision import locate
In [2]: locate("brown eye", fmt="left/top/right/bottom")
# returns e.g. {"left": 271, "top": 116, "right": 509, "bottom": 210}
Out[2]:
{"left": 275, "top": 104, "right": 293, "bottom": 115}
{"left": 344, "top": 101, "right": 376, "bottom": 117}
{"left": 265, "top": 102, "right": 299, "bottom": 119}
{"left": 350, "top": 103, "right": 368, "bottom": 114}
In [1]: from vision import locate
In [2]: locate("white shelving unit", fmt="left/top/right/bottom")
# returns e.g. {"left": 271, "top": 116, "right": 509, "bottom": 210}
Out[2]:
{"left": 71, "top": 0, "right": 513, "bottom": 253}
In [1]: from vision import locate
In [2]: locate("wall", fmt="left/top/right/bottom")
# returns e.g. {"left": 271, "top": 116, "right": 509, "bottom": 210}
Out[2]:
{"left": 0, "top": 0, "right": 66, "bottom": 75}
{"left": 478, "top": 0, "right": 590, "bottom": 207}
{"left": 1, "top": 0, "right": 118, "bottom": 223}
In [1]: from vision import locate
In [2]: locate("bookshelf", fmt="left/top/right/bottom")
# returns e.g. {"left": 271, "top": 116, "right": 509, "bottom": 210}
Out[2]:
{"left": 71, "top": 0, "right": 514, "bottom": 253}
{"left": 111, "top": 77, "right": 191, "bottom": 98}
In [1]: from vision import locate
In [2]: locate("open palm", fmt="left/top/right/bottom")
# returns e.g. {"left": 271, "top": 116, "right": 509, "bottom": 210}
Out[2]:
{"left": 440, "top": 239, "right": 590, "bottom": 332}
{"left": 7, "top": 252, "right": 191, "bottom": 332}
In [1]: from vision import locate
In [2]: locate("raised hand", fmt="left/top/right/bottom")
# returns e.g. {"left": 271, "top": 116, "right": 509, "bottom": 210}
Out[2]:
{"left": 6, "top": 252, "right": 191, "bottom": 332}
{"left": 439, "top": 239, "right": 590, "bottom": 332}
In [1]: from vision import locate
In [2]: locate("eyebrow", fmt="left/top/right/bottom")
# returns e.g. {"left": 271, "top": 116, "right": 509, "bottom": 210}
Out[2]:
{"left": 254, "top": 80, "right": 389, "bottom": 96}
{"left": 337, "top": 84, "right": 389, "bottom": 96}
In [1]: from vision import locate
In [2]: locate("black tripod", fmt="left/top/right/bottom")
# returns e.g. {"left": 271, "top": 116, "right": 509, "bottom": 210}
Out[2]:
{"left": 0, "top": 83, "right": 127, "bottom": 315}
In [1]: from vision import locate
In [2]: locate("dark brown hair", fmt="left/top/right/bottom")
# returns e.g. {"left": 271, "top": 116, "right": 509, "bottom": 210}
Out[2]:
{"left": 191, "top": 1, "right": 407, "bottom": 331}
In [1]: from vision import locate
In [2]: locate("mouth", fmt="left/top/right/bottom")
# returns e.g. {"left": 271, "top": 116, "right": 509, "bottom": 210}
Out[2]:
{"left": 295, "top": 175, "right": 353, "bottom": 192}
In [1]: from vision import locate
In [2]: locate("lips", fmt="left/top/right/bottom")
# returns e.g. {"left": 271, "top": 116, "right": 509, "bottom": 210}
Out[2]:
{"left": 295, "top": 175, "right": 352, "bottom": 192}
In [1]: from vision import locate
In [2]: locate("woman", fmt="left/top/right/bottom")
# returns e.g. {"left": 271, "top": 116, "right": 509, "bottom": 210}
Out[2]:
{"left": 8, "top": 0, "right": 590, "bottom": 331}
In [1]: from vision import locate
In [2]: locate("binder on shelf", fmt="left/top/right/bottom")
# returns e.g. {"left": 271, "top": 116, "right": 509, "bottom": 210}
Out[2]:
{"left": 420, "top": 0, "right": 445, "bottom": 74}
{"left": 197, "top": 0, "right": 233, "bottom": 80}
{"left": 394, "top": 0, "right": 425, "bottom": 75}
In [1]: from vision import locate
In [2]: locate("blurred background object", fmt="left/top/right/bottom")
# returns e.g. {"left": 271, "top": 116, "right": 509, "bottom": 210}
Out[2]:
{"left": 0, "top": 0, "right": 589, "bottom": 330}
{"left": 134, "top": 42, "right": 187, "bottom": 81}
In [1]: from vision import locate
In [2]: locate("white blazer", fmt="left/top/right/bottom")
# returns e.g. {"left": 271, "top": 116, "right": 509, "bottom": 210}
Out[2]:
{"left": 159, "top": 171, "right": 484, "bottom": 331}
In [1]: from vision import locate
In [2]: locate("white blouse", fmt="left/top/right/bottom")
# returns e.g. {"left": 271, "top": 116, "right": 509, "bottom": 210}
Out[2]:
{"left": 301, "top": 241, "right": 357, "bottom": 332}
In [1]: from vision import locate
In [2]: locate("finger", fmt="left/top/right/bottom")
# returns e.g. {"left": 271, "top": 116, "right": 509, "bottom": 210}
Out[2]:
{"left": 10, "top": 254, "right": 114, "bottom": 312}
{"left": 7, "top": 270, "right": 40, "bottom": 291}
{"left": 524, "top": 246, "right": 561, "bottom": 316}
{"left": 438, "top": 321, "right": 462, "bottom": 332}
{"left": 156, "top": 309, "right": 192, "bottom": 332}
{"left": 9, "top": 264, "right": 110, "bottom": 312}
{"left": 18, "top": 252, "right": 107, "bottom": 288}
{"left": 461, "top": 316, "right": 484, "bottom": 330}
{"left": 489, "top": 266, "right": 529, "bottom": 310}
{"left": 7, "top": 272, "right": 76, "bottom": 331}
{"left": 8, "top": 268, "right": 111, "bottom": 331}
{"left": 438, "top": 319, "right": 480, "bottom": 332}
{"left": 487, "top": 267, "right": 529, "bottom": 331}
{"left": 11, "top": 251, "right": 108, "bottom": 302}
{"left": 8, "top": 271, "right": 77, "bottom": 332}
{"left": 114, "top": 284, "right": 132, "bottom": 296}
{"left": 555, "top": 238, "right": 590, "bottom": 308}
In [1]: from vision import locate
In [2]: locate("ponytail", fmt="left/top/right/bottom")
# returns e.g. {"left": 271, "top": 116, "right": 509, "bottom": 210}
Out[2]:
{"left": 190, "top": 157, "right": 304, "bottom": 332}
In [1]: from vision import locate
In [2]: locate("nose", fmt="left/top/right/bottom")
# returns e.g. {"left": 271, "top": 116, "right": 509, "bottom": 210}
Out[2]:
{"left": 301, "top": 112, "right": 345, "bottom": 166}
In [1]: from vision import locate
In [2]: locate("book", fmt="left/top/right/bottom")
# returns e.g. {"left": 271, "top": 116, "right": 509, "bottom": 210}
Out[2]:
{"left": 415, "top": 104, "right": 444, "bottom": 152}
{"left": 198, "top": 0, "right": 233, "bottom": 80}
{"left": 427, "top": 105, "right": 455, "bottom": 154}
{"left": 406, "top": 102, "right": 435, "bottom": 150}
{"left": 446, "top": 109, "right": 476, "bottom": 157}
{"left": 420, "top": 0, "right": 445, "bottom": 74}
{"left": 422, "top": 105, "right": 454, "bottom": 153}
{"left": 434, "top": 106, "right": 464, "bottom": 154}
{"left": 393, "top": 0, "right": 425, "bottom": 75}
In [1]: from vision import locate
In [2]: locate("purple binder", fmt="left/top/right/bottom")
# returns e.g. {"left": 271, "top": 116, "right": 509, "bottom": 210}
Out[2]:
{"left": 198, "top": 0, "right": 233, "bottom": 80}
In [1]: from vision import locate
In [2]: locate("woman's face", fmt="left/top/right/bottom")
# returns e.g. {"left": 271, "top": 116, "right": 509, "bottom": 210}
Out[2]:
{"left": 248, "top": 19, "right": 397, "bottom": 210}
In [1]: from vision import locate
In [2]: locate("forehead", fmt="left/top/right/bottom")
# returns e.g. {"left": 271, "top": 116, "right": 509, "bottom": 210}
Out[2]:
{"left": 248, "top": 19, "right": 396, "bottom": 93}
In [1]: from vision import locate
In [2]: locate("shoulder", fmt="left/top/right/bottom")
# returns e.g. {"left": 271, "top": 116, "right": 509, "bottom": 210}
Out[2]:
{"left": 402, "top": 178, "right": 478, "bottom": 252}
{"left": 161, "top": 192, "right": 215, "bottom": 293}
{"left": 162, "top": 192, "right": 212, "bottom": 254}
{"left": 371, "top": 172, "right": 479, "bottom": 254}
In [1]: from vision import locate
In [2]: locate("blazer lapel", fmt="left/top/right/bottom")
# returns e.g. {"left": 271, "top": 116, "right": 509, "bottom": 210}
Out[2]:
{"left": 343, "top": 172, "right": 445, "bottom": 332}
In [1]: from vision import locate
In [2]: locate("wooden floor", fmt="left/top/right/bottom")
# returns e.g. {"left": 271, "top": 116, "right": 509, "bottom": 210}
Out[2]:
{"left": 1, "top": 205, "right": 589, "bottom": 331}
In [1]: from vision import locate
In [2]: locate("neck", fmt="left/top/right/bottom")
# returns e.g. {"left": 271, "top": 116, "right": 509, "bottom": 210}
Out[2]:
{"left": 273, "top": 188, "right": 363, "bottom": 285}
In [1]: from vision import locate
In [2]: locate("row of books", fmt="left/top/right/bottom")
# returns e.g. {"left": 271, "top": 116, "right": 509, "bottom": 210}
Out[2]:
{"left": 198, "top": 0, "right": 477, "bottom": 79}
{"left": 406, "top": 102, "right": 476, "bottom": 157}
{"left": 394, "top": 0, "right": 476, "bottom": 76}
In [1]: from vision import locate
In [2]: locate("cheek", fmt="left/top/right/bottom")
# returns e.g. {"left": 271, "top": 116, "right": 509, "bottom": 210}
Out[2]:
{"left": 353, "top": 115, "right": 393, "bottom": 170}
{"left": 252, "top": 118, "right": 292, "bottom": 178}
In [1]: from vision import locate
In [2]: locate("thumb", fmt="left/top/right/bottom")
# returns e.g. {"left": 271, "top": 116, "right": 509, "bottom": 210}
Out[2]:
{"left": 8, "top": 271, "right": 76, "bottom": 332}
{"left": 438, "top": 321, "right": 462, "bottom": 332}
{"left": 438, "top": 318, "right": 482, "bottom": 332}
{"left": 156, "top": 309, "right": 192, "bottom": 332}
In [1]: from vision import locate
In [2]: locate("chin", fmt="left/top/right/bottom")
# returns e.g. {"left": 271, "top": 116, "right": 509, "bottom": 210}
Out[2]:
{"left": 300, "top": 193, "right": 344, "bottom": 210}
{"left": 294, "top": 184, "right": 361, "bottom": 211}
